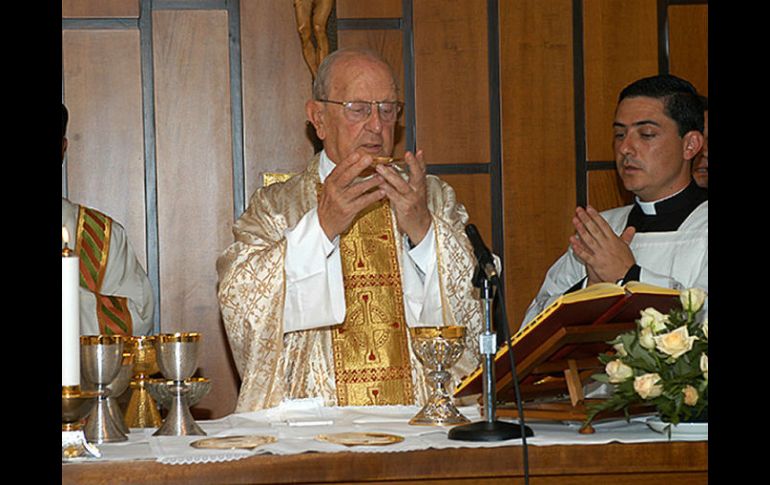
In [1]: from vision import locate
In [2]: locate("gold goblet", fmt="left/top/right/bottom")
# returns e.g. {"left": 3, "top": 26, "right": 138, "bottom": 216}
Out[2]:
{"left": 124, "top": 335, "right": 162, "bottom": 428}
{"left": 408, "top": 326, "right": 470, "bottom": 426}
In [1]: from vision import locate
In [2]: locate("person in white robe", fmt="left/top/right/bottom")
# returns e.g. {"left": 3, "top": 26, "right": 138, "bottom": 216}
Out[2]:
{"left": 217, "top": 48, "right": 483, "bottom": 412}
{"left": 61, "top": 198, "right": 155, "bottom": 336}
{"left": 61, "top": 104, "right": 154, "bottom": 336}
{"left": 521, "top": 74, "right": 708, "bottom": 329}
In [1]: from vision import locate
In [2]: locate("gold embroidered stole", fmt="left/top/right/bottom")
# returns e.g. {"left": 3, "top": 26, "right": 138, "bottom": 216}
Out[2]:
{"left": 325, "top": 190, "right": 414, "bottom": 406}
{"left": 76, "top": 206, "right": 133, "bottom": 336}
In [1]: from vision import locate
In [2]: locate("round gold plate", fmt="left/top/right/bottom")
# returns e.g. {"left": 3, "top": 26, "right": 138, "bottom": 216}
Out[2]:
{"left": 315, "top": 432, "right": 404, "bottom": 447}
{"left": 189, "top": 435, "right": 277, "bottom": 450}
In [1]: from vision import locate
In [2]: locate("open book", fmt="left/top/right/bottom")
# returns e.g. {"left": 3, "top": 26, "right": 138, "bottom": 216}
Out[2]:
{"left": 453, "top": 282, "right": 681, "bottom": 401}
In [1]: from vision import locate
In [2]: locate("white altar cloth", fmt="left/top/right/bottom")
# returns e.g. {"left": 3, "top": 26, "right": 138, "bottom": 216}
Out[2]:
{"left": 71, "top": 399, "right": 708, "bottom": 465}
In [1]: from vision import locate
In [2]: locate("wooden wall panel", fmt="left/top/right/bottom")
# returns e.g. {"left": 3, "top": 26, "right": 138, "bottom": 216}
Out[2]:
{"left": 588, "top": 169, "right": 632, "bottom": 213}
{"left": 668, "top": 5, "right": 708, "bottom": 95}
{"left": 500, "top": 0, "right": 575, "bottom": 331}
{"left": 440, "top": 173, "right": 492, "bottom": 251}
{"left": 152, "top": 10, "right": 237, "bottom": 418}
{"left": 412, "top": 0, "right": 489, "bottom": 165}
{"left": 63, "top": 29, "right": 148, "bottom": 268}
{"left": 337, "top": 29, "right": 406, "bottom": 157}
{"left": 583, "top": 0, "right": 658, "bottom": 163}
{"left": 62, "top": 0, "right": 139, "bottom": 18}
{"left": 336, "top": 0, "right": 401, "bottom": 18}
{"left": 241, "top": 0, "right": 316, "bottom": 198}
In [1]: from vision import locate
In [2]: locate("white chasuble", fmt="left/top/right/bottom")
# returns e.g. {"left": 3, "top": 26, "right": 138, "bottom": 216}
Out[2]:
{"left": 217, "top": 154, "right": 483, "bottom": 412}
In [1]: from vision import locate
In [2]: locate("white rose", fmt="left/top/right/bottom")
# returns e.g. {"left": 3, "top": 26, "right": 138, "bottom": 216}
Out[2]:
{"left": 639, "top": 327, "right": 656, "bottom": 350}
{"left": 613, "top": 342, "right": 628, "bottom": 357}
{"left": 634, "top": 373, "right": 663, "bottom": 399}
{"left": 639, "top": 307, "right": 668, "bottom": 333}
{"left": 605, "top": 360, "right": 634, "bottom": 383}
{"left": 682, "top": 385, "right": 699, "bottom": 406}
{"left": 700, "top": 353, "right": 708, "bottom": 380}
{"left": 680, "top": 288, "right": 707, "bottom": 313}
{"left": 654, "top": 326, "right": 698, "bottom": 359}
{"left": 702, "top": 318, "right": 708, "bottom": 340}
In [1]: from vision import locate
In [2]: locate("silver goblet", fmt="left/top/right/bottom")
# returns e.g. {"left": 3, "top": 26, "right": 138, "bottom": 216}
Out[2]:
{"left": 147, "top": 377, "right": 212, "bottom": 411}
{"left": 106, "top": 351, "right": 134, "bottom": 434}
{"left": 408, "top": 326, "right": 470, "bottom": 426}
{"left": 153, "top": 332, "right": 206, "bottom": 436}
{"left": 80, "top": 335, "right": 128, "bottom": 443}
{"left": 62, "top": 386, "right": 100, "bottom": 459}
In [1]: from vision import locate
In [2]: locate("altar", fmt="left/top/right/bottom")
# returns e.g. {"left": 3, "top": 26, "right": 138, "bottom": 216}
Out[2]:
{"left": 62, "top": 402, "right": 708, "bottom": 484}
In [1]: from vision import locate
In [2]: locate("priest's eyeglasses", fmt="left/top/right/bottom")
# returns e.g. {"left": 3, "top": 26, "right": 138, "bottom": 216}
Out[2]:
{"left": 317, "top": 99, "right": 403, "bottom": 123}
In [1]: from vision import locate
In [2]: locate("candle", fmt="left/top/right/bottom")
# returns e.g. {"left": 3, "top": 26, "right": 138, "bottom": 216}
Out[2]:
{"left": 62, "top": 226, "right": 80, "bottom": 387}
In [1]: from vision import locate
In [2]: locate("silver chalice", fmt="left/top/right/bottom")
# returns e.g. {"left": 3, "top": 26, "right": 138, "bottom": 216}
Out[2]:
{"left": 408, "top": 326, "right": 470, "bottom": 426}
{"left": 153, "top": 332, "right": 206, "bottom": 436}
{"left": 80, "top": 335, "right": 127, "bottom": 443}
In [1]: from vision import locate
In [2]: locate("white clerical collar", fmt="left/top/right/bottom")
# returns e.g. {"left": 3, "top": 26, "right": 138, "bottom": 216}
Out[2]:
{"left": 319, "top": 150, "right": 335, "bottom": 183}
{"left": 634, "top": 185, "right": 688, "bottom": 216}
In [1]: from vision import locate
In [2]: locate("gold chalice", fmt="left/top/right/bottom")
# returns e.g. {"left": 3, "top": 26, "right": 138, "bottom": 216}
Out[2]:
{"left": 124, "top": 335, "right": 162, "bottom": 428}
{"left": 408, "top": 326, "right": 470, "bottom": 426}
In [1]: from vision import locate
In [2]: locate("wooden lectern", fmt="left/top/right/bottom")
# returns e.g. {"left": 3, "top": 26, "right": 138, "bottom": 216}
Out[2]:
{"left": 454, "top": 282, "right": 681, "bottom": 432}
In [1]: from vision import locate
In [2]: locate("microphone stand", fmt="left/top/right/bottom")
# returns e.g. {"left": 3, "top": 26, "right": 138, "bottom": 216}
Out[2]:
{"left": 448, "top": 267, "right": 533, "bottom": 442}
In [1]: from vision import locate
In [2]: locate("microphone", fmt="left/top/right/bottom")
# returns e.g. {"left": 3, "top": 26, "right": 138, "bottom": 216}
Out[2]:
{"left": 465, "top": 224, "right": 498, "bottom": 280}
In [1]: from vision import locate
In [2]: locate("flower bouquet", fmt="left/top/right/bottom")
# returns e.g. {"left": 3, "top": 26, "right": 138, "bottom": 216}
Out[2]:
{"left": 584, "top": 288, "right": 708, "bottom": 427}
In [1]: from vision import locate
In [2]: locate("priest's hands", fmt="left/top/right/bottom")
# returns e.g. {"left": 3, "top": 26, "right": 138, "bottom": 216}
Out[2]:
{"left": 317, "top": 152, "right": 386, "bottom": 241}
{"left": 569, "top": 205, "right": 636, "bottom": 285}
{"left": 375, "top": 149, "right": 431, "bottom": 246}
{"left": 317, "top": 150, "right": 432, "bottom": 244}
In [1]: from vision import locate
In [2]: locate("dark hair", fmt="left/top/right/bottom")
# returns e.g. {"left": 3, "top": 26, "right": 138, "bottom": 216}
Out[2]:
{"left": 618, "top": 75, "right": 704, "bottom": 136}
{"left": 62, "top": 103, "right": 69, "bottom": 139}
{"left": 698, "top": 94, "right": 708, "bottom": 112}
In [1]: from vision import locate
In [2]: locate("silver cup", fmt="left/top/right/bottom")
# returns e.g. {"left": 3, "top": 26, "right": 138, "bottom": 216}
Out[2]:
{"left": 147, "top": 377, "right": 212, "bottom": 410}
{"left": 80, "top": 335, "right": 128, "bottom": 443}
{"left": 153, "top": 332, "right": 206, "bottom": 436}
{"left": 408, "top": 326, "right": 470, "bottom": 426}
{"left": 106, "top": 351, "right": 134, "bottom": 435}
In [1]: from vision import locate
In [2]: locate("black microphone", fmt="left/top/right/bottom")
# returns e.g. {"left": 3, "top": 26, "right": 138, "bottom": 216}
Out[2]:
{"left": 465, "top": 224, "right": 498, "bottom": 280}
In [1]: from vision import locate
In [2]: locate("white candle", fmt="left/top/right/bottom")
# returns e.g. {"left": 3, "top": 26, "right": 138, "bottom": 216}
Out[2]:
{"left": 62, "top": 226, "right": 80, "bottom": 387}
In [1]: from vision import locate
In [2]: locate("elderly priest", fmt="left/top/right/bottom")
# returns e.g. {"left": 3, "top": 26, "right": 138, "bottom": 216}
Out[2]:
{"left": 217, "top": 48, "right": 483, "bottom": 412}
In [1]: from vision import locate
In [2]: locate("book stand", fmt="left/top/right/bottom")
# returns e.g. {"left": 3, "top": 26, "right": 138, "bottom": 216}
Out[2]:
{"left": 493, "top": 322, "right": 638, "bottom": 433}
{"left": 455, "top": 282, "right": 680, "bottom": 434}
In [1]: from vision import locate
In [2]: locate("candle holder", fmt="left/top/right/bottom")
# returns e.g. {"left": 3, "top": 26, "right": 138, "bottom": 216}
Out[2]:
{"left": 408, "top": 326, "right": 470, "bottom": 426}
{"left": 153, "top": 332, "right": 206, "bottom": 436}
{"left": 81, "top": 335, "right": 128, "bottom": 443}
{"left": 124, "top": 335, "right": 163, "bottom": 429}
{"left": 62, "top": 386, "right": 101, "bottom": 460}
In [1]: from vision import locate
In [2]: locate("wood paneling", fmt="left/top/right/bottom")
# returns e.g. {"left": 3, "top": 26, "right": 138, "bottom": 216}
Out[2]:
{"left": 63, "top": 0, "right": 139, "bottom": 18}
{"left": 241, "top": 0, "right": 316, "bottom": 198}
{"left": 62, "top": 440, "right": 708, "bottom": 485}
{"left": 336, "top": 0, "right": 401, "bottom": 18}
{"left": 152, "top": 9, "right": 237, "bottom": 418}
{"left": 441, "top": 173, "right": 492, "bottom": 249}
{"left": 500, "top": 0, "right": 575, "bottom": 332}
{"left": 588, "top": 169, "right": 632, "bottom": 213}
{"left": 668, "top": 5, "right": 708, "bottom": 95}
{"left": 337, "top": 29, "right": 406, "bottom": 156}
{"left": 584, "top": 0, "right": 658, "bottom": 162}
{"left": 413, "top": 0, "right": 489, "bottom": 165}
{"left": 63, "top": 29, "right": 147, "bottom": 267}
